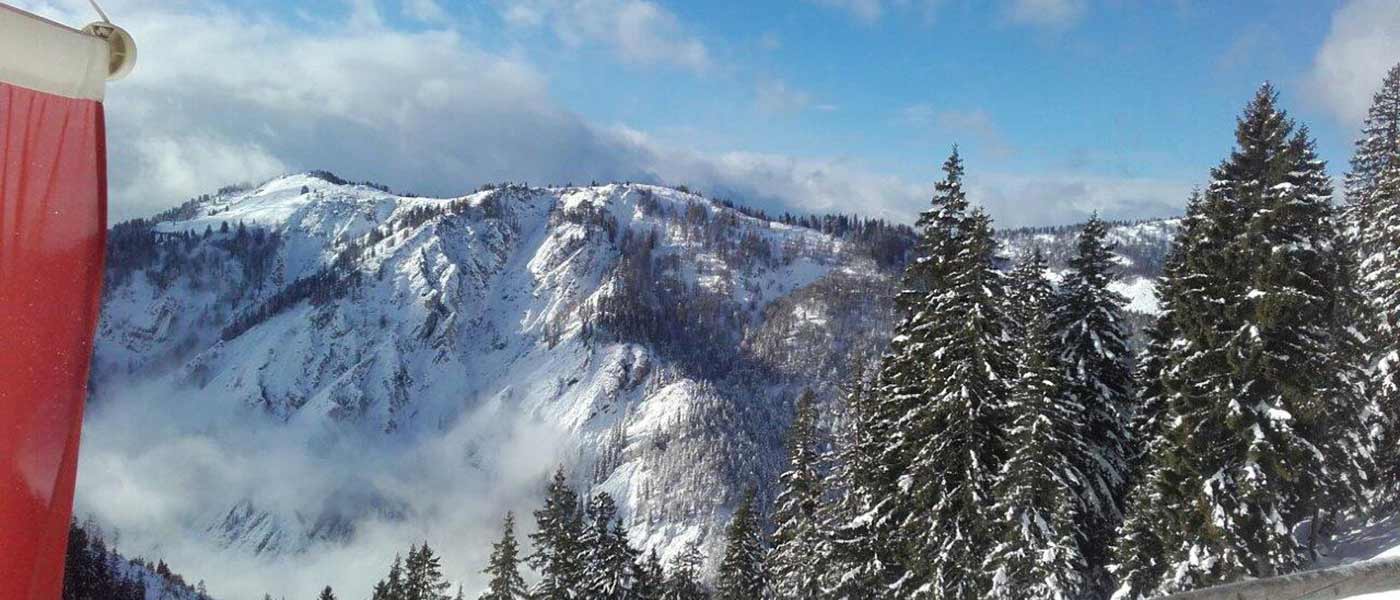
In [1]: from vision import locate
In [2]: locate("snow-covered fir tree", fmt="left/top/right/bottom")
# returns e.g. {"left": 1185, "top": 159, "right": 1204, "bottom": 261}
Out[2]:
{"left": 1315, "top": 217, "right": 1377, "bottom": 534}
{"left": 884, "top": 205, "right": 1015, "bottom": 600}
{"left": 529, "top": 469, "right": 585, "bottom": 599}
{"left": 1124, "top": 238, "right": 1184, "bottom": 476}
{"left": 1279, "top": 128, "right": 1375, "bottom": 537}
{"left": 1345, "top": 63, "right": 1400, "bottom": 216}
{"left": 1111, "top": 191, "right": 1221, "bottom": 600}
{"left": 1113, "top": 83, "right": 1370, "bottom": 597}
{"left": 1005, "top": 248, "right": 1051, "bottom": 349}
{"left": 819, "top": 372, "right": 889, "bottom": 599}
{"left": 580, "top": 493, "right": 638, "bottom": 600}
{"left": 1049, "top": 215, "right": 1134, "bottom": 593}
{"left": 984, "top": 250, "right": 1089, "bottom": 600}
{"left": 1365, "top": 164, "right": 1400, "bottom": 502}
{"left": 479, "top": 513, "right": 529, "bottom": 600}
{"left": 768, "top": 390, "right": 826, "bottom": 599}
{"left": 662, "top": 542, "right": 711, "bottom": 600}
{"left": 372, "top": 555, "right": 406, "bottom": 600}
{"left": 319, "top": 586, "right": 338, "bottom": 600}
{"left": 61, "top": 521, "right": 148, "bottom": 600}
{"left": 858, "top": 150, "right": 1011, "bottom": 599}
{"left": 715, "top": 488, "right": 768, "bottom": 600}
{"left": 634, "top": 550, "right": 666, "bottom": 600}
{"left": 403, "top": 543, "right": 452, "bottom": 600}
{"left": 869, "top": 149, "right": 975, "bottom": 564}
{"left": 1346, "top": 62, "right": 1400, "bottom": 505}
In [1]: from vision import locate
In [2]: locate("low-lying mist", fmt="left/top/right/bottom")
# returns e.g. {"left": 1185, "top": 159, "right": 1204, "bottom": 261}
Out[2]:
{"left": 75, "top": 380, "right": 569, "bottom": 599}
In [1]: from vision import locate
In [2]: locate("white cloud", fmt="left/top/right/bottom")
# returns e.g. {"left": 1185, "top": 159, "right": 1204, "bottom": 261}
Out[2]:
{"left": 1215, "top": 24, "right": 1280, "bottom": 73}
{"left": 754, "top": 78, "right": 814, "bottom": 115}
{"left": 624, "top": 133, "right": 928, "bottom": 221}
{"left": 967, "top": 172, "right": 1188, "bottom": 227}
{"left": 612, "top": 127, "right": 1185, "bottom": 227}
{"left": 1003, "top": 0, "right": 1087, "bottom": 29}
{"left": 898, "top": 103, "right": 935, "bottom": 126}
{"left": 127, "top": 135, "right": 287, "bottom": 206}
{"left": 935, "top": 109, "right": 1016, "bottom": 159}
{"left": 900, "top": 105, "right": 1016, "bottom": 160}
{"left": 808, "top": 0, "right": 944, "bottom": 25}
{"left": 1305, "top": 0, "right": 1400, "bottom": 126}
{"left": 346, "top": 0, "right": 385, "bottom": 29}
{"left": 496, "top": 0, "right": 710, "bottom": 72}
{"left": 14, "top": 0, "right": 658, "bottom": 223}
{"left": 402, "top": 0, "right": 448, "bottom": 23}
{"left": 810, "top": 0, "right": 884, "bottom": 24}
{"left": 758, "top": 31, "right": 782, "bottom": 51}
{"left": 811, "top": 0, "right": 1086, "bottom": 29}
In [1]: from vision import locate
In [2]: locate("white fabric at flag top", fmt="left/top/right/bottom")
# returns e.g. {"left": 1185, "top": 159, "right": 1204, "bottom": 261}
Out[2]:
{"left": 0, "top": 3, "right": 109, "bottom": 100}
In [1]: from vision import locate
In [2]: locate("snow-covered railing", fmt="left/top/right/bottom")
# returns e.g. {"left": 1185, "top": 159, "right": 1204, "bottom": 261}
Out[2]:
{"left": 1161, "top": 557, "right": 1400, "bottom": 600}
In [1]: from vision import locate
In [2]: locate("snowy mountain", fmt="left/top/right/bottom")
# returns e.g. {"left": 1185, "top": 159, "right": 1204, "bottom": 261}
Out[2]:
{"left": 80, "top": 172, "right": 1179, "bottom": 597}
{"left": 999, "top": 219, "right": 1177, "bottom": 315}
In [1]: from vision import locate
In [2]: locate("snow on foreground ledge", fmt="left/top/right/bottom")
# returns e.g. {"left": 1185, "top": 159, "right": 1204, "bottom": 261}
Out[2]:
{"left": 1350, "top": 544, "right": 1400, "bottom": 600}
{"left": 1152, "top": 539, "right": 1400, "bottom": 600}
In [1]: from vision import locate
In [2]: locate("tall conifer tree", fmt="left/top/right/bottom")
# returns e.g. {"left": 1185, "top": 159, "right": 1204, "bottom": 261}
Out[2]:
{"left": 404, "top": 543, "right": 452, "bottom": 600}
{"left": 985, "top": 250, "right": 1089, "bottom": 600}
{"left": 1345, "top": 63, "right": 1400, "bottom": 216}
{"left": 818, "top": 372, "right": 887, "bottom": 599}
{"left": 1114, "top": 84, "right": 1368, "bottom": 596}
{"left": 663, "top": 543, "right": 711, "bottom": 600}
{"left": 716, "top": 489, "right": 768, "bottom": 600}
{"left": 769, "top": 391, "right": 825, "bottom": 599}
{"left": 872, "top": 148, "right": 974, "bottom": 524}
{"left": 530, "top": 469, "right": 585, "bottom": 599}
{"left": 1345, "top": 62, "right": 1400, "bottom": 504}
{"left": 1050, "top": 215, "right": 1134, "bottom": 592}
{"left": 1366, "top": 165, "right": 1400, "bottom": 500}
{"left": 634, "top": 550, "right": 666, "bottom": 600}
{"left": 895, "top": 207, "right": 1014, "bottom": 600}
{"left": 480, "top": 513, "right": 529, "bottom": 600}
{"left": 581, "top": 493, "right": 637, "bottom": 599}
{"left": 373, "top": 554, "right": 407, "bottom": 600}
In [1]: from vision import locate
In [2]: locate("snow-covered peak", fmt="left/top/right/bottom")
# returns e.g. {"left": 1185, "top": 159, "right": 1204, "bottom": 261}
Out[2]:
{"left": 153, "top": 172, "right": 431, "bottom": 243}
{"left": 88, "top": 176, "right": 900, "bottom": 597}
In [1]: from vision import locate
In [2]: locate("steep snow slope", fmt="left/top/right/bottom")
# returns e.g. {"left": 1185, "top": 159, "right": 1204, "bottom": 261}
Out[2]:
{"left": 82, "top": 174, "right": 900, "bottom": 597}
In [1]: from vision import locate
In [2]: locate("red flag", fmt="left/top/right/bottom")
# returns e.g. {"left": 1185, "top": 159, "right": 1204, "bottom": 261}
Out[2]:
{"left": 0, "top": 4, "right": 118, "bottom": 598}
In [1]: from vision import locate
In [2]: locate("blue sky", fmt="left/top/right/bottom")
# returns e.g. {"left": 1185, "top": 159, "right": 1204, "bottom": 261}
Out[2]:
{"left": 22, "top": 0, "right": 1400, "bottom": 226}
{"left": 512, "top": 0, "right": 1352, "bottom": 180}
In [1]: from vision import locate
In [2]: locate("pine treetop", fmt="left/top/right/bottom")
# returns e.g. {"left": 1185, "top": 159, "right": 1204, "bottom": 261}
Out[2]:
{"left": 404, "top": 543, "right": 452, "bottom": 600}
{"left": 480, "top": 513, "right": 529, "bottom": 600}
{"left": 902, "top": 146, "right": 971, "bottom": 305}
{"left": 716, "top": 488, "right": 768, "bottom": 600}
{"left": 529, "top": 468, "right": 584, "bottom": 599}
{"left": 1347, "top": 62, "right": 1400, "bottom": 205}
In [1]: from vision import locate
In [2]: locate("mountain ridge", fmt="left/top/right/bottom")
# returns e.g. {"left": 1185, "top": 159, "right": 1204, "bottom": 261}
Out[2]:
{"left": 81, "top": 172, "right": 1178, "bottom": 598}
